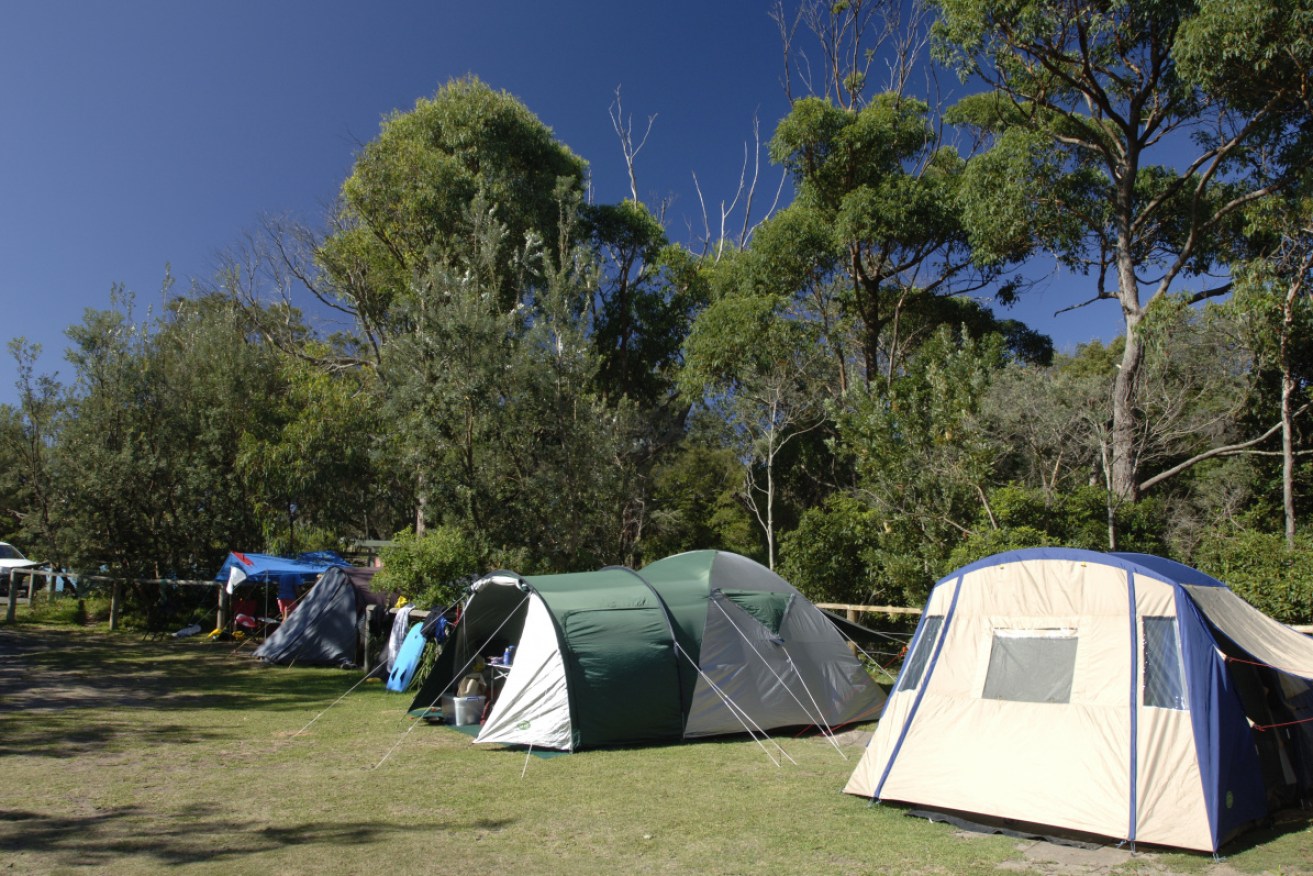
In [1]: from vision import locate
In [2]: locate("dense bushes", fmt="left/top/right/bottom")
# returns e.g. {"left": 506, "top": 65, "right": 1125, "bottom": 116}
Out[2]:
{"left": 1193, "top": 531, "right": 1313, "bottom": 625}
{"left": 373, "top": 526, "right": 481, "bottom": 609}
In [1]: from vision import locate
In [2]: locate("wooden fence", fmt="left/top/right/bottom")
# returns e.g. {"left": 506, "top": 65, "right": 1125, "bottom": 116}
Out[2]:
{"left": 5, "top": 567, "right": 220, "bottom": 629}
{"left": 816, "top": 602, "right": 1313, "bottom": 635}
{"left": 6, "top": 571, "right": 1310, "bottom": 640}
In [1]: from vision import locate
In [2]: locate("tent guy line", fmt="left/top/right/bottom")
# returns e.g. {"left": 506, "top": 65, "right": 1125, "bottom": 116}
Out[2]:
{"left": 373, "top": 592, "right": 530, "bottom": 771}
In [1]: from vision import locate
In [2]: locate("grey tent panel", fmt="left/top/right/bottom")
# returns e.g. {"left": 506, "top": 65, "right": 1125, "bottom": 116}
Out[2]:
{"left": 253, "top": 566, "right": 372, "bottom": 666}
{"left": 1184, "top": 584, "right": 1313, "bottom": 678}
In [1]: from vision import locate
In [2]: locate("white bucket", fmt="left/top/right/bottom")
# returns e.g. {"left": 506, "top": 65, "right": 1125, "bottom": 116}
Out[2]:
{"left": 447, "top": 694, "right": 486, "bottom": 726}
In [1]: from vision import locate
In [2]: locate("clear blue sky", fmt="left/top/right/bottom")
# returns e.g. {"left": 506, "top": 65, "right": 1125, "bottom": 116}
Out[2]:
{"left": 0, "top": 0, "right": 1123, "bottom": 407}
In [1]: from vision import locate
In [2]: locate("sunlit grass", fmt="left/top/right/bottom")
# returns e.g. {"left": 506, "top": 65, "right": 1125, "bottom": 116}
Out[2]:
{"left": 0, "top": 626, "right": 1309, "bottom": 875}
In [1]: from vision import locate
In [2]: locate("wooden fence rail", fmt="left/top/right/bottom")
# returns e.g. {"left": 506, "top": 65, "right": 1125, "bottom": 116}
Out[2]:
{"left": 6, "top": 573, "right": 1310, "bottom": 640}
{"left": 6, "top": 567, "right": 225, "bottom": 630}
{"left": 817, "top": 602, "right": 1313, "bottom": 635}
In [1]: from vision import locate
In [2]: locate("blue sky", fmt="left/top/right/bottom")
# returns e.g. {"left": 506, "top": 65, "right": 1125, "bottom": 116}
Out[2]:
{"left": 0, "top": 0, "right": 1123, "bottom": 407}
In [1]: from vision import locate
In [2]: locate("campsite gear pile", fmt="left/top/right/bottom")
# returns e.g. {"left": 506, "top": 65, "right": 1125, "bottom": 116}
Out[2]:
{"left": 406, "top": 550, "right": 886, "bottom": 751}
{"left": 846, "top": 548, "right": 1313, "bottom": 854}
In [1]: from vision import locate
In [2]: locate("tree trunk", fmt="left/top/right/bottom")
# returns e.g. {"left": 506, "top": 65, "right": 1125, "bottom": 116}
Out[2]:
{"left": 766, "top": 460, "right": 776, "bottom": 571}
{"left": 1110, "top": 317, "right": 1144, "bottom": 505}
{"left": 1106, "top": 209, "right": 1147, "bottom": 548}
{"left": 1282, "top": 279, "right": 1299, "bottom": 548}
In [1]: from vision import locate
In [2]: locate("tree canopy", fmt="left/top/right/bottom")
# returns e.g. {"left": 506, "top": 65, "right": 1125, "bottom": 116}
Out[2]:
{"left": 5, "top": 4, "right": 1313, "bottom": 626}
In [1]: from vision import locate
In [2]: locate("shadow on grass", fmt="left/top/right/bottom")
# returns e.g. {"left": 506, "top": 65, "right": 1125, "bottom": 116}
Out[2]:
{"left": 0, "top": 712, "right": 230, "bottom": 758}
{"left": 1220, "top": 807, "right": 1313, "bottom": 857}
{"left": 0, "top": 804, "right": 514, "bottom": 869}
{"left": 0, "top": 626, "right": 380, "bottom": 756}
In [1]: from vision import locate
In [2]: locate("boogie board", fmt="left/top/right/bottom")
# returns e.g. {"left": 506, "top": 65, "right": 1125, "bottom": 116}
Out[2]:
{"left": 386, "top": 623, "right": 426, "bottom": 692}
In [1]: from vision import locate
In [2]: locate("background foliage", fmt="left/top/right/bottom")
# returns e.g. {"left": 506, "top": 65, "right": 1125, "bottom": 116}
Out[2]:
{"left": 3, "top": 4, "right": 1313, "bottom": 621}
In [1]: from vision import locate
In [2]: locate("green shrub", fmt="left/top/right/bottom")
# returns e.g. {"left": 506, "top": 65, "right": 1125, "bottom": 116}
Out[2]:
{"left": 373, "top": 526, "right": 482, "bottom": 608}
{"left": 778, "top": 497, "right": 880, "bottom": 604}
{"left": 945, "top": 525, "right": 1061, "bottom": 572}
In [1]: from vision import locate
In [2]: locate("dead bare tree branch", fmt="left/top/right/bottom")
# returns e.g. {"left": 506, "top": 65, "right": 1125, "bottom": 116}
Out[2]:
{"left": 608, "top": 85, "right": 658, "bottom": 203}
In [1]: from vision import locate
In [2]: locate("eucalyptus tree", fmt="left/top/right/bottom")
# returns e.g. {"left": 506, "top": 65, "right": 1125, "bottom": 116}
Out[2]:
{"left": 584, "top": 200, "right": 709, "bottom": 409}
{"left": 320, "top": 77, "right": 587, "bottom": 348}
{"left": 235, "top": 355, "right": 394, "bottom": 555}
{"left": 935, "top": 0, "right": 1313, "bottom": 536}
{"left": 56, "top": 288, "right": 284, "bottom": 579}
{"left": 1, "top": 340, "right": 64, "bottom": 562}
{"left": 980, "top": 301, "right": 1261, "bottom": 550}
{"left": 294, "top": 79, "right": 590, "bottom": 535}
{"left": 1228, "top": 194, "right": 1313, "bottom": 548}
{"left": 680, "top": 251, "right": 837, "bottom": 569}
{"left": 497, "top": 223, "right": 649, "bottom": 569}
{"left": 766, "top": 93, "right": 1006, "bottom": 393}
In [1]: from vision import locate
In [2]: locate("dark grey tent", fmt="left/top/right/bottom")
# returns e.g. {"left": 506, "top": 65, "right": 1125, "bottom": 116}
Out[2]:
{"left": 253, "top": 566, "right": 389, "bottom": 666}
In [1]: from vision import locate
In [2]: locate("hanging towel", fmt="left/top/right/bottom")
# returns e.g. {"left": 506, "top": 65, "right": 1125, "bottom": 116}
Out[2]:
{"left": 381, "top": 604, "right": 414, "bottom": 673}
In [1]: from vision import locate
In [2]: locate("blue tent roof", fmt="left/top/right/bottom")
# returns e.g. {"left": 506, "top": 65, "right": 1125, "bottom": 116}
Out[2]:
{"left": 935, "top": 547, "right": 1229, "bottom": 589}
{"left": 213, "top": 551, "right": 343, "bottom": 585}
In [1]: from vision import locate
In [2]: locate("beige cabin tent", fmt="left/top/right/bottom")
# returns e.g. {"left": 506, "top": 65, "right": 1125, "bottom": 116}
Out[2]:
{"left": 845, "top": 548, "right": 1313, "bottom": 853}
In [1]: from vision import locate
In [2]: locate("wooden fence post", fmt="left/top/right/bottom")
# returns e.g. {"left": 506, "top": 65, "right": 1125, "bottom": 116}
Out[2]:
{"left": 217, "top": 585, "right": 230, "bottom": 635}
{"left": 362, "top": 605, "right": 375, "bottom": 674}
{"left": 109, "top": 580, "right": 122, "bottom": 631}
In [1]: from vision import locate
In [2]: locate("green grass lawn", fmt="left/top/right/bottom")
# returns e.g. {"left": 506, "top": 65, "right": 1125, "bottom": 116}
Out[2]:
{"left": 1, "top": 624, "right": 1310, "bottom": 876}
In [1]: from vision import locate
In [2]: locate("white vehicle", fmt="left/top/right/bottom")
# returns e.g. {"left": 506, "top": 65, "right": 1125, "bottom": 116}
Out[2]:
{"left": 0, "top": 542, "right": 40, "bottom": 596}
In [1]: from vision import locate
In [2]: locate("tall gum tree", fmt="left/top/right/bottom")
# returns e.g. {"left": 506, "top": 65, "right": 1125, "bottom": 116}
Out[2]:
{"left": 310, "top": 77, "right": 587, "bottom": 359}
{"left": 935, "top": 0, "right": 1313, "bottom": 541}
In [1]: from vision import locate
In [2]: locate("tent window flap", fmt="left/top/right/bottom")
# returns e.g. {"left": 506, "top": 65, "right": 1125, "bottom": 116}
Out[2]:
{"left": 1143, "top": 616, "right": 1187, "bottom": 710}
{"left": 982, "top": 628, "right": 1077, "bottom": 704}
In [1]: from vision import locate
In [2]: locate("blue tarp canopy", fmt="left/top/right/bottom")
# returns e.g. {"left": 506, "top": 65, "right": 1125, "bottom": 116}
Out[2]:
{"left": 213, "top": 551, "right": 344, "bottom": 588}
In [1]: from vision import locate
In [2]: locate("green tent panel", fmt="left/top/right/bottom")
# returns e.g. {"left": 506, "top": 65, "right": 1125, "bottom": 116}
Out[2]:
{"left": 527, "top": 568, "right": 684, "bottom": 749}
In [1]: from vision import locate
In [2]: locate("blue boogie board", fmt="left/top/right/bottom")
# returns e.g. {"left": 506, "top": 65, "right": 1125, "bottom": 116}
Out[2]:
{"left": 387, "top": 623, "right": 427, "bottom": 692}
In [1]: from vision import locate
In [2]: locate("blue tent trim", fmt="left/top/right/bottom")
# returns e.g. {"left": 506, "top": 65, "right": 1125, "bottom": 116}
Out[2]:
{"left": 1112, "top": 553, "right": 1228, "bottom": 589}
{"left": 1126, "top": 571, "right": 1140, "bottom": 846}
{"left": 873, "top": 573, "right": 964, "bottom": 800}
{"left": 1176, "top": 589, "right": 1268, "bottom": 848}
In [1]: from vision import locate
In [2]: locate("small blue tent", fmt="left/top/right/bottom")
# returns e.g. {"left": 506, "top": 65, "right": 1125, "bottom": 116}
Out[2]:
{"left": 846, "top": 548, "right": 1313, "bottom": 852}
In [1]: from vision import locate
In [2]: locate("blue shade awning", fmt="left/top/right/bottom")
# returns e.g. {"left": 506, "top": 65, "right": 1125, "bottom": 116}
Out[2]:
{"left": 213, "top": 551, "right": 340, "bottom": 585}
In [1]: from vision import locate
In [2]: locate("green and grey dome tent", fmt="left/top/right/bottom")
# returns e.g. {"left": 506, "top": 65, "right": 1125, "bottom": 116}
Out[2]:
{"left": 640, "top": 549, "right": 885, "bottom": 739}
{"left": 408, "top": 550, "right": 885, "bottom": 751}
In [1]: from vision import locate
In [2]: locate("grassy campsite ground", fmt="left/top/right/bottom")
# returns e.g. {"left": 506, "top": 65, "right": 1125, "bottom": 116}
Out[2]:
{"left": 0, "top": 625, "right": 1310, "bottom": 876}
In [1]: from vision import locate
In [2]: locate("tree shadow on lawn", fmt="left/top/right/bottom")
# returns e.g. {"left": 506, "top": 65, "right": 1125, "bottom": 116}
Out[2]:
{"left": 0, "top": 627, "right": 377, "bottom": 757}
{"left": 0, "top": 626, "right": 363, "bottom": 713}
{"left": 0, "top": 803, "right": 514, "bottom": 869}
{"left": 0, "top": 711, "right": 228, "bottom": 758}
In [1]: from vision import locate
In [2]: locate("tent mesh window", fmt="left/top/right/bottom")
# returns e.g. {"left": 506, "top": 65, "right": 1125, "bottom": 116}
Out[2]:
{"left": 896, "top": 616, "right": 943, "bottom": 693}
{"left": 981, "top": 629, "right": 1078, "bottom": 704}
{"left": 1143, "top": 616, "right": 1187, "bottom": 710}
